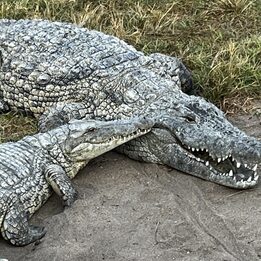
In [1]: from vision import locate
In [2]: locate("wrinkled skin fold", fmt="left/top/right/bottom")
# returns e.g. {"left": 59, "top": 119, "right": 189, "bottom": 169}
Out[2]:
{"left": 0, "top": 19, "right": 260, "bottom": 189}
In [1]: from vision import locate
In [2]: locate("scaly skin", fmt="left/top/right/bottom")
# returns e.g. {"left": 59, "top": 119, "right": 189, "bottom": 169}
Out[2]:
{"left": 0, "top": 117, "right": 153, "bottom": 246}
{"left": 0, "top": 19, "right": 260, "bottom": 189}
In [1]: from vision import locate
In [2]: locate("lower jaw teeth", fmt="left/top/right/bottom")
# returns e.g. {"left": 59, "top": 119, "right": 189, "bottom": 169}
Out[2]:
{"left": 192, "top": 152, "right": 259, "bottom": 184}
{"left": 215, "top": 169, "right": 258, "bottom": 184}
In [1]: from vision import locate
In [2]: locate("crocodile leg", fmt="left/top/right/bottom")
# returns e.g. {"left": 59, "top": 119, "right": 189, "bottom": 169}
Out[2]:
{"left": 144, "top": 53, "right": 194, "bottom": 94}
{"left": 1, "top": 204, "right": 46, "bottom": 246}
{"left": 45, "top": 164, "right": 78, "bottom": 207}
{"left": 38, "top": 102, "right": 92, "bottom": 132}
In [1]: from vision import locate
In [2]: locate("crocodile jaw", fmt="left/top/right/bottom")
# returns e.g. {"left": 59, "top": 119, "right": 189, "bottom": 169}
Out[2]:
{"left": 143, "top": 126, "right": 260, "bottom": 189}
{"left": 177, "top": 142, "right": 259, "bottom": 189}
{"left": 70, "top": 127, "right": 151, "bottom": 161}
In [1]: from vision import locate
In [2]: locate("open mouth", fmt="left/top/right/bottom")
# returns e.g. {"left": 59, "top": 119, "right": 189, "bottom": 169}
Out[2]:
{"left": 185, "top": 145, "right": 259, "bottom": 188}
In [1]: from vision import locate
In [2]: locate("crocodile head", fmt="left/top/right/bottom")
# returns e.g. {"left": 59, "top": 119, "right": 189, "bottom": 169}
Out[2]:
{"left": 41, "top": 117, "right": 153, "bottom": 177}
{"left": 128, "top": 92, "right": 260, "bottom": 189}
{"left": 65, "top": 118, "right": 153, "bottom": 161}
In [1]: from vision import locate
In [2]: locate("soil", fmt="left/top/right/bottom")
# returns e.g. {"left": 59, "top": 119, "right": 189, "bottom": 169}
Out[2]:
{"left": 0, "top": 112, "right": 260, "bottom": 261}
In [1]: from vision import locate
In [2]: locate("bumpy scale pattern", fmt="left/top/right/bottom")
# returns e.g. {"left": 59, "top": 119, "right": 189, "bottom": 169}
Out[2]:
{"left": 0, "top": 19, "right": 186, "bottom": 120}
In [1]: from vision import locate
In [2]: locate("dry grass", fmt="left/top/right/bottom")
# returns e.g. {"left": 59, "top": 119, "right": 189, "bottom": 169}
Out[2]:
{"left": 0, "top": 0, "right": 260, "bottom": 142}
{"left": 0, "top": 112, "right": 37, "bottom": 142}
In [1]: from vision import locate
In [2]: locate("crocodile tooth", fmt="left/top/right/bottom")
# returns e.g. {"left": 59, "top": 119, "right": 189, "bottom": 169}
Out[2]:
{"left": 253, "top": 164, "right": 257, "bottom": 171}
{"left": 229, "top": 170, "right": 233, "bottom": 177}
{"left": 244, "top": 163, "right": 247, "bottom": 168}
{"left": 196, "top": 158, "right": 200, "bottom": 162}
{"left": 247, "top": 177, "right": 252, "bottom": 182}
{"left": 188, "top": 146, "right": 191, "bottom": 150}
{"left": 222, "top": 157, "right": 226, "bottom": 161}
{"left": 192, "top": 148, "right": 195, "bottom": 152}
{"left": 218, "top": 158, "right": 221, "bottom": 163}
{"left": 254, "top": 175, "right": 259, "bottom": 181}
{"left": 205, "top": 161, "right": 209, "bottom": 166}
{"left": 240, "top": 179, "right": 244, "bottom": 183}
{"left": 236, "top": 162, "right": 241, "bottom": 168}
{"left": 206, "top": 148, "right": 208, "bottom": 152}
{"left": 196, "top": 148, "right": 199, "bottom": 151}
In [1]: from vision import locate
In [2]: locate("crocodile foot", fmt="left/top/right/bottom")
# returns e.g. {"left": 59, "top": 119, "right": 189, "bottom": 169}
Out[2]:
{"left": 1, "top": 203, "right": 47, "bottom": 246}
{"left": 45, "top": 164, "right": 78, "bottom": 207}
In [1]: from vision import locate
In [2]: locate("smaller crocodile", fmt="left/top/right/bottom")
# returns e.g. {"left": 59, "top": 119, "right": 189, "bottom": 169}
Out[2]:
{"left": 0, "top": 117, "right": 153, "bottom": 246}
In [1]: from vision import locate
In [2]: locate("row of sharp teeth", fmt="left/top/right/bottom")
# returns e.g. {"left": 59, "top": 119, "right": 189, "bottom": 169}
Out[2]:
{"left": 115, "top": 128, "right": 150, "bottom": 141}
{"left": 216, "top": 170, "right": 259, "bottom": 185}
{"left": 188, "top": 146, "right": 233, "bottom": 162}
{"left": 188, "top": 146, "right": 258, "bottom": 172}
{"left": 132, "top": 128, "right": 150, "bottom": 136}
{"left": 216, "top": 171, "right": 259, "bottom": 182}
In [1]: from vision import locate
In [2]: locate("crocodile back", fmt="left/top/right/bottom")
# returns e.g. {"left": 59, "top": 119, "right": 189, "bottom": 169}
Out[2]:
{"left": 0, "top": 19, "right": 142, "bottom": 115}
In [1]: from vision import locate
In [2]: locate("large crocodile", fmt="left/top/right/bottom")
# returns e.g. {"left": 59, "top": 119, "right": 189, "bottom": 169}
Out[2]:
{"left": 0, "top": 116, "right": 153, "bottom": 246}
{"left": 0, "top": 19, "right": 260, "bottom": 189}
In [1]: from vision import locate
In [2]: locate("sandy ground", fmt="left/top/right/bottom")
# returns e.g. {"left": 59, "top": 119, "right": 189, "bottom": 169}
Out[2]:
{"left": 0, "top": 112, "right": 260, "bottom": 261}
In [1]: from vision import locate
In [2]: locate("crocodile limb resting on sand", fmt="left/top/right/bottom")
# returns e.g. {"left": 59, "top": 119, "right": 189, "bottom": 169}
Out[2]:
{"left": 0, "top": 19, "right": 260, "bottom": 189}
{"left": 0, "top": 117, "right": 153, "bottom": 246}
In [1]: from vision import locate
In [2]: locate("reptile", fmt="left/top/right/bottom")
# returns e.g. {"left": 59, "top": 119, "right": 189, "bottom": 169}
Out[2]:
{"left": 0, "top": 116, "right": 153, "bottom": 246}
{"left": 0, "top": 19, "right": 260, "bottom": 189}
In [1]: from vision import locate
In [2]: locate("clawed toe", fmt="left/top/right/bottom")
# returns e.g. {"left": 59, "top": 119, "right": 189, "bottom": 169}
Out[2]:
{"left": 23, "top": 225, "right": 47, "bottom": 245}
{"left": 63, "top": 190, "right": 78, "bottom": 207}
